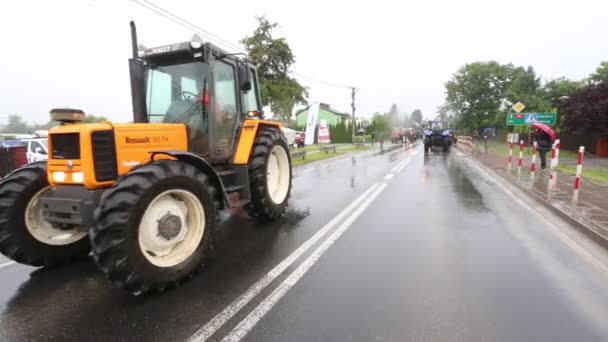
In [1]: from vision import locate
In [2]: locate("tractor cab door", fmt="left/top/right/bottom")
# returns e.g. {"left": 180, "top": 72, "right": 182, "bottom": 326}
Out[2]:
{"left": 209, "top": 59, "right": 240, "bottom": 161}
{"left": 209, "top": 58, "right": 261, "bottom": 162}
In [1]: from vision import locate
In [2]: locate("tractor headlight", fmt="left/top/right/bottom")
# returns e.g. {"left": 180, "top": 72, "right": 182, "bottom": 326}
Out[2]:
{"left": 52, "top": 172, "right": 66, "bottom": 182}
{"left": 71, "top": 172, "right": 84, "bottom": 183}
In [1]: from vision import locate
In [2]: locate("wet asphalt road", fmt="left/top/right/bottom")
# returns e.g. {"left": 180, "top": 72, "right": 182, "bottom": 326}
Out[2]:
{"left": 2, "top": 145, "right": 608, "bottom": 341}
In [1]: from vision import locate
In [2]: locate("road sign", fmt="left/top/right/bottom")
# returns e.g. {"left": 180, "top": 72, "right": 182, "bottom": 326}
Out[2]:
{"left": 512, "top": 102, "right": 526, "bottom": 113}
{"left": 507, "top": 112, "right": 557, "bottom": 126}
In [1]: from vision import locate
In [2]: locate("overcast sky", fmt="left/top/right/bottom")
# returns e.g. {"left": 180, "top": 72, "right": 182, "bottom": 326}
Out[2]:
{"left": 2, "top": 0, "right": 607, "bottom": 124}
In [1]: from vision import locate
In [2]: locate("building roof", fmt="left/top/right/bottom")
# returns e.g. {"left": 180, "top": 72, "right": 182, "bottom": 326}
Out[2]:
{"left": 295, "top": 103, "right": 350, "bottom": 117}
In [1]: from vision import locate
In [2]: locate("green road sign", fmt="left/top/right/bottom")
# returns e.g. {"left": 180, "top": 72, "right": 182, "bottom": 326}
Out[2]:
{"left": 507, "top": 112, "right": 557, "bottom": 126}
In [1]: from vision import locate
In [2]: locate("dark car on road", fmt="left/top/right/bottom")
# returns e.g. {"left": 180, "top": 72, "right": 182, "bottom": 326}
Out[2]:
{"left": 424, "top": 120, "right": 452, "bottom": 153}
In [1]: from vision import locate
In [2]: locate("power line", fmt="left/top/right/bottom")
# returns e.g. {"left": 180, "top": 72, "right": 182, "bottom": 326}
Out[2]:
{"left": 127, "top": 0, "right": 244, "bottom": 53}
{"left": 291, "top": 72, "right": 354, "bottom": 89}
{"left": 126, "top": 0, "right": 356, "bottom": 89}
{"left": 136, "top": 0, "right": 246, "bottom": 53}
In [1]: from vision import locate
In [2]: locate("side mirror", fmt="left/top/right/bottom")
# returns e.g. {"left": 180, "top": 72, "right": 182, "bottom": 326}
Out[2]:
{"left": 238, "top": 63, "right": 252, "bottom": 92}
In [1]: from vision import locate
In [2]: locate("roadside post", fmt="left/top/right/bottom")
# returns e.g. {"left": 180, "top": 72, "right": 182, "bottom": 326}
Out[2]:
{"left": 573, "top": 146, "right": 585, "bottom": 202}
{"left": 517, "top": 140, "right": 524, "bottom": 177}
{"left": 549, "top": 142, "right": 557, "bottom": 187}
{"left": 508, "top": 142, "right": 514, "bottom": 170}
{"left": 530, "top": 141, "right": 537, "bottom": 181}
{"left": 554, "top": 139, "right": 561, "bottom": 168}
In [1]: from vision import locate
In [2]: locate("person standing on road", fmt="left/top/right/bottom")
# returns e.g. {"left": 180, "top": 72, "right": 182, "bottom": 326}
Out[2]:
{"left": 535, "top": 129, "right": 551, "bottom": 169}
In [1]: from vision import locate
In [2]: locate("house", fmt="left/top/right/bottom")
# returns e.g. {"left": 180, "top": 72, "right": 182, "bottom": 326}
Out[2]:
{"left": 295, "top": 103, "right": 351, "bottom": 127}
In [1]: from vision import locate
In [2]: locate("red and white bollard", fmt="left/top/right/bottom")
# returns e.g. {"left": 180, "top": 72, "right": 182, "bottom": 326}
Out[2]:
{"left": 530, "top": 141, "right": 537, "bottom": 181}
{"left": 517, "top": 140, "right": 524, "bottom": 176}
{"left": 508, "top": 142, "right": 514, "bottom": 170}
{"left": 549, "top": 142, "right": 557, "bottom": 187}
{"left": 553, "top": 139, "right": 561, "bottom": 168}
{"left": 573, "top": 146, "right": 585, "bottom": 202}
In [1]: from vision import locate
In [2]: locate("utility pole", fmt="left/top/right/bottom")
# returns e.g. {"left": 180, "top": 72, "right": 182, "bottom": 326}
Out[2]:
{"left": 351, "top": 87, "right": 357, "bottom": 144}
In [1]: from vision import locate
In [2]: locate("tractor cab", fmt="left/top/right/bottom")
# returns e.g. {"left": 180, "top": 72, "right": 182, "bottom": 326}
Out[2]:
{"left": 129, "top": 23, "right": 262, "bottom": 162}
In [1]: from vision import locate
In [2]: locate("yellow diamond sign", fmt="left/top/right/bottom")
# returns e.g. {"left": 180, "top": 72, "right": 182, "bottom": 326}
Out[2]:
{"left": 512, "top": 102, "right": 526, "bottom": 113}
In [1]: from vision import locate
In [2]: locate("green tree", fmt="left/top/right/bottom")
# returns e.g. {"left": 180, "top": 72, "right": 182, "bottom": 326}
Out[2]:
{"left": 542, "top": 77, "right": 584, "bottom": 103}
{"left": 1, "top": 114, "right": 30, "bottom": 133}
{"left": 410, "top": 109, "right": 423, "bottom": 126}
{"left": 388, "top": 104, "right": 398, "bottom": 127}
{"left": 372, "top": 112, "right": 390, "bottom": 137}
{"left": 241, "top": 16, "right": 307, "bottom": 122}
{"left": 83, "top": 114, "right": 108, "bottom": 123}
{"left": 504, "top": 66, "right": 551, "bottom": 113}
{"left": 445, "top": 61, "right": 512, "bottom": 133}
{"left": 590, "top": 61, "right": 608, "bottom": 84}
{"left": 560, "top": 83, "right": 608, "bottom": 135}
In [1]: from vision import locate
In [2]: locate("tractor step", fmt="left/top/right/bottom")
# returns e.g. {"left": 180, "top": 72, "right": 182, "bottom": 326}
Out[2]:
{"left": 231, "top": 199, "right": 250, "bottom": 208}
{"left": 224, "top": 184, "right": 246, "bottom": 193}
{"left": 217, "top": 170, "right": 237, "bottom": 177}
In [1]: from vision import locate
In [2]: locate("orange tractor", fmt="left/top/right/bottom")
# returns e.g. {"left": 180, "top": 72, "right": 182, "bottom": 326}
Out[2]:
{"left": 0, "top": 22, "right": 292, "bottom": 294}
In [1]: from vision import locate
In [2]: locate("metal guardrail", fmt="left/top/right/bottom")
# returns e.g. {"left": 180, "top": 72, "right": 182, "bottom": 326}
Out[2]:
{"left": 320, "top": 145, "right": 337, "bottom": 154}
{"left": 291, "top": 150, "right": 307, "bottom": 160}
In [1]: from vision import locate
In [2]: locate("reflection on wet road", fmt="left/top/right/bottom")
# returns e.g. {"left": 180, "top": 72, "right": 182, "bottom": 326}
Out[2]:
{"left": 2, "top": 146, "right": 608, "bottom": 342}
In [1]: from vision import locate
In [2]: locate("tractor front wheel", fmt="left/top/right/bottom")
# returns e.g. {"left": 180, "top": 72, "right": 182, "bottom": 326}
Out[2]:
{"left": 90, "top": 160, "right": 217, "bottom": 294}
{"left": 246, "top": 126, "right": 292, "bottom": 222}
{"left": 0, "top": 163, "right": 89, "bottom": 266}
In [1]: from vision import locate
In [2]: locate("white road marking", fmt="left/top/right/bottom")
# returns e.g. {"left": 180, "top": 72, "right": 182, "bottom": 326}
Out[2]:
{"left": 390, "top": 158, "right": 409, "bottom": 173}
{"left": 221, "top": 183, "right": 388, "bottom": 342}
{"left": 395, "top": 157, "right": 412, "bottom": 173}
{"left": 300, "top": 168, "right": 314, "bottom": 173}
{"left": 383, "top": 174, "right": 394, "bottom": 180}
{"left": 0, "top": 261, "right": 15, "bottom": 270}
{"left": 187, "top": 183, "right": 381, "bottom": 342}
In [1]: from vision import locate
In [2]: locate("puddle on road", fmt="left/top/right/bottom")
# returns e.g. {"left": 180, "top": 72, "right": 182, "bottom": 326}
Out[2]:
{"left": 446, "top": 157, "right": 488, "bottom": 212}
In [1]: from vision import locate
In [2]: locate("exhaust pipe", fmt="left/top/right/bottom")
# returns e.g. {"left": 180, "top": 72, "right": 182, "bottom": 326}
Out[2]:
{"left": 130, "top": 21, "right": 138, "bottom": 59}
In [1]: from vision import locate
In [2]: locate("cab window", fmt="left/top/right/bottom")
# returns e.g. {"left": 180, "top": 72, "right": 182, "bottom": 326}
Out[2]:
{"left": 212, "top": 60, "right": 238, "bottom": 152}
{"left": 244, "top": 69, "right": 260, "bottom": 112}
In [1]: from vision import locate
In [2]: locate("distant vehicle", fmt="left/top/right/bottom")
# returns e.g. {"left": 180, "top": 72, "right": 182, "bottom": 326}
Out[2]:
{"left": 282, "top": 127, "right": 297, "bottom": 146}
{"left": 24, "top": 138, "right": 49, "bottom": 163}
{"left": 405, "top": 128, "right": 417, "bottom": 143}
{"left": 391, "top": 128, "right": 406, "bottom": 144}
{"left": 0, "top": 138, "right": 48, "bottom": 164}
{"left": 295, "top": 131, "right": 305, "bottom": 147}
{"left": 424, "top": 120, "right": 452, "bottom": 153}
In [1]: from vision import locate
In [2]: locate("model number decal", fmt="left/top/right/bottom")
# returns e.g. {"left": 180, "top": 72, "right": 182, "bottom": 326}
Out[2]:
{"left": 124, "top": 136, "right": 169, "bottom": 144}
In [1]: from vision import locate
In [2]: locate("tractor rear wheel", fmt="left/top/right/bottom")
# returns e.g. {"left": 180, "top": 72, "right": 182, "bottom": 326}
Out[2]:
{"left": 90, "top": 160, "right": 217, "bottom": 294}
{"left": 246, "top": 126, "right": 292, "bottom": 222}
{"left": 0, "top": 163, "right": 89, "bottom": 266}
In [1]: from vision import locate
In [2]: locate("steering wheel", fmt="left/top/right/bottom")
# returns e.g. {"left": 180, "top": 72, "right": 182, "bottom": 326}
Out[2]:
{"left": 180, "top": 91, "right": 198, "bottom": 100}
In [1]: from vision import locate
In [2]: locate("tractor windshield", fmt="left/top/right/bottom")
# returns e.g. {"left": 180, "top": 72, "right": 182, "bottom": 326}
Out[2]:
{"left": 430, "top": 121, "right": 445, "bottom": 131}
{"left": 145, "top": 62, "right": 209, "bottom": 125}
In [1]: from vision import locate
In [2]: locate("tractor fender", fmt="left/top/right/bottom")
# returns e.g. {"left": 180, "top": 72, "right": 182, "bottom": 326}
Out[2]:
{"left": 149, "top": 150, "right": 227, "bottom": 209}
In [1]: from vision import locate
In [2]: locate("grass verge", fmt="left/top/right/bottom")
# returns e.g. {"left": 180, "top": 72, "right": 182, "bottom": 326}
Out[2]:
{"left": 475, "top": 140, "right": 577, "bottom": 159}
{"left": 291, "top": 151, "right": 345, "bottom": 166}
{"left": 558, "top": 165, "right": 608, "bottom": 184}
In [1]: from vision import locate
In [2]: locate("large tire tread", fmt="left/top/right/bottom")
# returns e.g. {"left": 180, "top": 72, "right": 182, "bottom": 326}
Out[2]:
{"left": 90, "top": 160, "right": 218, "bottom": 295}
{"left": 245, "top": 126, "right": 292, "bottom": 222}
{"left": 0, "top": 163, "right": 90, "bottom": 266}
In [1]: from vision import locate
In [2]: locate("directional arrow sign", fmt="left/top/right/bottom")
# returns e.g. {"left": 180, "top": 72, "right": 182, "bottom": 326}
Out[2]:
{"left": 507, "top": 112, "right": 557, "bottom": 125}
